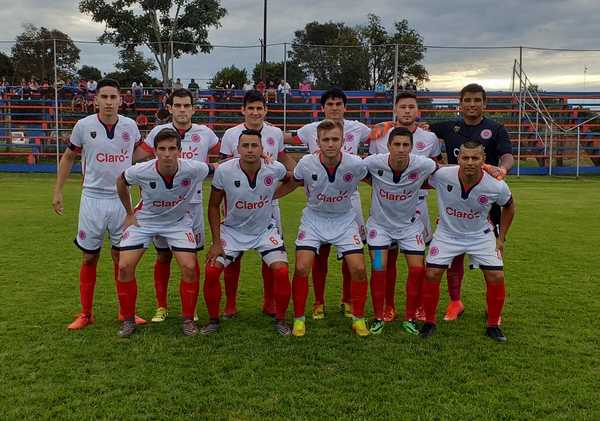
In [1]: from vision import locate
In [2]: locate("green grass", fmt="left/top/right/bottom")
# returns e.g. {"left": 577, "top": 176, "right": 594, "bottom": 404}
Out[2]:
{"left": 1, "top": 173, "right": 599, "bottom": 420}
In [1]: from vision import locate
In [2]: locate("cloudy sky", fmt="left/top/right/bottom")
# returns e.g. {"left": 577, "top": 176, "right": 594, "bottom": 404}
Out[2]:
{"left": 1, "top": 0, "right": 600, "bottom": 91}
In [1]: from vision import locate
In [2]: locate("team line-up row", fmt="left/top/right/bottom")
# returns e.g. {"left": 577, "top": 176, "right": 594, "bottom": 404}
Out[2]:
{"left": 52, "top": 80, "right": 515, "bottom": 342}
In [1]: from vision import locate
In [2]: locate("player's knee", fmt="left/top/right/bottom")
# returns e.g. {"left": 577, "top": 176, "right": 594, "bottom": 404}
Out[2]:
{"left": 294, "top": 264, "right": 311, "bottom": 278}
{"left": 425, "top": 268, "right": 441, "bottom": 283}
{"left": 349, "top": 265, "right": 367, "bottom": 281}
{"left": 180, "top": 261, "right": 197, "bottom": 281}
{"left": 82, "top": 253, "right": 99, "bottom": 266}
{"left": 270, "top": 261, "right": 288, "bottom": 272}
{"left": 156, "top": 250, "right": 172, "bottom": 264}
{"left": 485, "top": 270, "right": 504, "bottom": 283}
{"left": 118, "top": 262, "right": 134, "bottom": 282}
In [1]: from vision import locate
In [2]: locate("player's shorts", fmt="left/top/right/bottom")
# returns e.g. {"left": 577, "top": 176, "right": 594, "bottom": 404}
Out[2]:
{"left": 120, "top": 216, "right": 197, "bottom": 252}
{"left": 74, "top": 194, "right": 126, "bottom": 254}
{"left": 415, "top": 192, "right": 433, "bottom": 244}
{"left": 351, "top": 190, "right": 366, "bottom": 242}
{"left": 217, "top": 221, "right": 287, "bottom": 268}
{"left": 426, "top": 230, "right": 503, "bottom": 270}
{"left": 366, "top": 219, "right": 426, "bottom": 255}
{"left": 295, "top": 208, "right": 364, "bottom": 257}
{"left": 154, "top": 202, "right": 204, "bottom": 251}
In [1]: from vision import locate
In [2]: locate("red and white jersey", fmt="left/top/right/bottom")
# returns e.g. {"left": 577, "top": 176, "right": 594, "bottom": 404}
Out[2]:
{"left": 212, "top": 158, "right": 287, "bottom": 236}
{"left": 123, "top": 159, "right": 210, "bottom": 228}
{"left": 369, "top": 123, "right": 441, "bottom": 158}
{"left": 220, "top": 122, "right": 284, "bottom": 160}
{"left": 69, "top": 114, "right": 140, "bottom": 198}
{"left": 143, "top": 123, "right": 218, "bottom": 203}
{"left": 293, "top": 152, "right": 367, "bottom": 217}
{"left": 365, "top": 153, "right": 437, "bottom": 230}
{"left": 297, "top": 119, "right": 370, "bottom": 154}
{"left": 430, "top": 166, "right": 512, "bottom": 238}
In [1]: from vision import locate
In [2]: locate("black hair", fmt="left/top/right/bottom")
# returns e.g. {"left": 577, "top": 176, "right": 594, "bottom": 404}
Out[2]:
{"left": 243, "top": 90, "right": 266, "bottom": 107}
{"left": 167, "top": 88, "right": 194, "bottom": 106}
{"left": 387, "top": 127, "right": 413, "bottom": 145}
{"left": 320, "top": 88, "right": 347, "bottom": 107}
{"left": 154, "top": 128, "right": 181, "bottom": 149}
{"left": 96, "top": 78, "right": 120, "bottom": 93}
{"left": 460, "top": 83, "right": 487, "bottom": 101}
{"left": 395, "top": 91, "right": 417, "bottom": 104}
{"left": 238, "top": 128, "right": 262, "bottom": 143}
{"left": 461, "top": 139, "right": 484, "bottom": 149}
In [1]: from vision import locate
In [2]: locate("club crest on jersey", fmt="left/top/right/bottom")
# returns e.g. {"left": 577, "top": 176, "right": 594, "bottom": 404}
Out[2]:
{"left": 234, "top": 180, "right": 241, "bottom": 187}
{"left": 90, "top": 131, "right": 96, "bottom": 139}
{"left": 447, "top": 184, "right": 454, "bottom": 192}
{"left": 415, "top": 141, "right": 426, "bottom": 151}
{"left": 312, "top": 174, "right": 318, "bottom": 181}
{"left": 78, "top": 230, "right": 86, "bottom": 240}
{"left": 343, "top": 172, "right": 353, "bottom": 183}
{"left": 408, "top": 171, "right": 419, "bottom": 181}
{"left": 191, "top": 133, "right": 201, "bottom": 143}
{"left": 378, "top": 169, "right": 384, "bottom": 176}
{"left": 122, "top": 231, "right": 129, "bottom": 240}
{"left": 149, "top": 181, "right": 156, "bottom": 189}
{"left": 297, "top": 230, "right": 305, "bottom": 241}
{"left": 453, "top": 125, "right": 461, "bottom": 133}
{"left": 266, "top": 137, "right": 275, "bottom": 146}
{"left": 480, "top": 129, "right": 492, "bottom": 140}
{"left": 429, "top": 246, "right": 439, "bottom": 256}
{"left": 368, "top": 229, "right": 377, "bottom": 239}
{"left": 181, "top": 178, "right": 191, "bottom": 187}
{"left": 345, "top": 133, "right": 354, "bottom": 142}
{"left": 264, "top": 175, "right": 274, "bottom": 186}
{"left": 122, "top": 132, "right": 130, "bottom": 142}
{"left": 478, "top": 195, "right": 489, "bottom": 205}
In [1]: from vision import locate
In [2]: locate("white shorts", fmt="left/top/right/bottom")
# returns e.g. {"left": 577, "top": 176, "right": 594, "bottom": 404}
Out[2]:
{"left": 120, "top": 216, "right": 197, "bottom": 252}
{"left": 154, "top": 202, "right": 204, "bottom": 251}
{"left": 351, "top": 190, "right": 366, "bottom": 242}
{"left": 74, "top": 194, "right": 126, "bottom": 253}
{"left": 217, "top": 221, "right": 287, "bottom": 268}
{"left": 426, "top": 231, "right": 503, "bottom": 270}
{"left": 415, "top": 193, "right": 433, "bottom": 244}
{"left": 366, "top": 219, "right": 426, "bottom": 255}
{"left": 295, "top": 208, "right": 364, "bottom": 257}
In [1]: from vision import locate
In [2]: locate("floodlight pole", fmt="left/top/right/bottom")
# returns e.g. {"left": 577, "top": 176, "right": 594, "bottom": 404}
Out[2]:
{"left": 517, "top": 46, "right": 523, "bottom": 177}
{"left": 53, "top": 39, "right": 60, "bottom": 171}
{"left": 170, "top": 40, "right": 175, "bottom": 87}
{"left": 392, "top": 44, "right": 399, "bottom": 123}
{"left": 576, "top": 126, "right": 581, "bottom": 178}
{"left": 283, "top": 42, "right": 287, "bottom": 132}
{"left": 261, "top": 0, "right": 267, "bottom": 83}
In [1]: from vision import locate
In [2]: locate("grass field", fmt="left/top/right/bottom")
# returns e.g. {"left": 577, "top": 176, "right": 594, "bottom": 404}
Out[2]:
{"left": 1, "top": 173, "right": 599, "bottom": 420}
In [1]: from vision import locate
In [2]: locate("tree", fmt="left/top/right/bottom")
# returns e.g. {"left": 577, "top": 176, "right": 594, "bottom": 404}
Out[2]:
{"left": 251, "top": 61, "right": 305, "bottom": 87}
{"left": 79, "top": 0, "right": 227, "bottom": 86}
{"left": 0, "top": 52, "right": 13, "bottom": 81}
{"left": 289, "top": 21, "right": 369, "bottom": 90}
{"left": 388, "top": 18, "right": 428, "bottom": 87}
{"left": 209, "top": 65, "right": 247, "bottom": 89}
{"left": 11, "top": 24, "right": 80, "bottom": 82}
{"left": 78, "top": 65, "right": 102, "bottom": 81}
{"left": 104, "top": 49, "right": 160, "bottom": 87}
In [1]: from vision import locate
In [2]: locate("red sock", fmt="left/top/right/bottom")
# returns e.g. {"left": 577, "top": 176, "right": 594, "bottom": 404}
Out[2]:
{"left": 154, "top": 260, "right": 170, "bottom": 308}
{"left": 180, "top": 279, "right": 199, "bottom": 319}
{"left": 447, "top": 254, "right": 464, "bottom": 301}
{"left": 486, "top": 281, "right": 505, "bottom": 326}
{"left": 204, "top": 264, "right": 223, "bottom": 319}
{"left": 79, "top": 262, "right": 97, "bottom": 315}
{"left": 370, "top": 270, "right": 386, "bottom": 320}
{"left": 116, "top": 279, "right": 137, "bottom": 320}
{"left": 262, "top": 262, "right": 275, "bottom": 311}
{"left": 405, "top": 266, "right": 425, "bottom": 320}
{"left": 223, "top": 258, "right": 240, "bottom": 313}
{"left": 351, "top": 281, "right": 368, "bottom": 318}
{"left": 292, "top": 274, "right": 309, "bottom": 318}
{"left": 385, "top": 248, "right": 399, "bottom": 309}
{"left": 421, "top": 281, "right": 440, "bottom": 324}
{"left": 342, "top": 260, "right": 351, "bottom": 305}
{"left": 273, "top": 266, "right": 291, "bottom": 320}
{"left": 312, "top": 245, "right": 330, "bottom": 305}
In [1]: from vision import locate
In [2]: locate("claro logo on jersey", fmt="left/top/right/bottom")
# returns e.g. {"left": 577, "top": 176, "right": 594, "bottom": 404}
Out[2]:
{"left": 316, "top": 190, "right": 349, "bottom": 203}
{"left": 235, "top": 195, "right": 270, "bottom": 209}
{"left": 180, "top": 147, "right": 199, "bottom": 159}
{"left": 379, "top": 188, "right": 414, "bottom": 201}
{"left": 153, "top": 195, "right": 184, "bottom": 207}
{"left": 445, "top": 207, "right": 481, "bottom": 219}
{"left": 96, "top": 149, "right": 129, "bottom": 163}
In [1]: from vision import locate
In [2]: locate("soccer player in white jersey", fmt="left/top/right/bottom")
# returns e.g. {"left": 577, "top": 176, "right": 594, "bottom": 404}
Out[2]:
{"left": 277, "top": 119, "right": 370, "bottom": 337}
{"left": 419, "top": 140, "right": 516, "bottom": 342}
{"left": 202, "top": 129, "right": 292, "bottom": 336}
{"left": 115, "top": 128, "right": 214, "bottom": 337}
{"left": 367, "top": 91, "right": 442, "bottom": 323}
{"left": 133, "top": 88, "right": 219, "bottom": 323}
{"left": 219, "top": 90, "right": 296, "bottom": 320}
{"left": 52, "top": 78, "right": 146, "bottom": 330}
{"left": 287, "top": 88, "right": 371, "bottom": 320}
{"left": 364, "top": 127, "right": 437, "bottom": 335}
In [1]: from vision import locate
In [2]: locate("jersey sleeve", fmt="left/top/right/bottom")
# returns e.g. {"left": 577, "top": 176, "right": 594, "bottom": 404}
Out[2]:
{"left": 275, "top": 129, "right": 285, "bottom": 153}
{"left": 293, "top": 157, "right": 306, "bottom": 182}
{"left": 355, "top": 157, "right": 368, "bottom": 180}
{"left": 143, "top": 126, "right": 158, "bottom": 150}
{"left": 194, "top": 161, "right": 210, "bottom": 181}
{"left": 212, "top": 165, "right": 225, "bottom": 190}
{"left": 132, "top": 124, "right": 142, "bottom": 144}
{"left": 296, "top": 125, "right": 310, "bottom": 146}
{"left": 68, "top": 120, "right": 85, "bottom": 151}
{"left": 424, "top": 157, "right": 438, "bottom": 177}
{"left": 219, "top": 131, "right": 235, "bottom": 156}
{"left": 496, "top": 181, "right": 512, "bottom": 207}
{"left": 274, "top": 162, "right": 287, "bottom": 181}
{"left": 207, "top": 129, "right": 219, "bottom": 150}
{"left": 495, "top": 125, "right": 513, "bottom": 158}
{"left": 428, "top": 168, "right": 443, "bottom": 189}
{"left": 429, "top": 121, "right": 449, "bottom": 140}
{"left": 429, "top": 133, "right": 442, "bottom": 158}
{"left": 123, "top": 162, "right": 143, "bottom": 186}
{"left": 357, "top": 121, "right": 371, "bottom": 143}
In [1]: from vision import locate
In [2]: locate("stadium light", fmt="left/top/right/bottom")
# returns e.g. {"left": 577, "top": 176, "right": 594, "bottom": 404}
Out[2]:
{"left": 261, "top": 0, "right": 267, "bottom": 83}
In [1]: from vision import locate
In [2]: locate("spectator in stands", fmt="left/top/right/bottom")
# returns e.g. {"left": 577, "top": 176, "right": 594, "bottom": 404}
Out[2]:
{"left": 266, "top": 81, "right": 277, "bottom": 103}
{"left": 78, "top": 79, "right": 87, "bottom": 93}
{"left": 277, "top": 79, "right": 291, "bottom": 103}
{"left": 374, "top": 81, "right": 386, "bottom": 97}
{"left": 225, "top": 80, "right": 236, "bottom": 101}
{"left": 132, "top": 81, "right": 144, "bottom": 100}
{"left": 299, "top": 79, "right": 311, "bottom": 103}
{"left": 29, "top": 78, "right": 39, "bottom": 95}
{"left": 256, "top": 80, "right": 266, "bottom": 97}
{"left": 155, "top": 108, "right": 171, "bottom": 125}
{"left": 406, "top": 79, "right": 417, "bottom": 92}
{"left": 243, "top": 80, "right": 254, "bottom": 91}
{"left": 188, "top": 78, "right": 199, "bottom": 95}
{"left": 18, "top": 78, "right": 30, "bottom": 99}
{"left": 173, "top": 78, "right": 183, "bottom": 89}
{"left": 0, "top": 77, "right": 7, "bottom": 99}
{"left": 87, "top": 79, "right": 97, "bottom": 94}
{"left": 122, "top": 90, "right": 136, "bottom": 112}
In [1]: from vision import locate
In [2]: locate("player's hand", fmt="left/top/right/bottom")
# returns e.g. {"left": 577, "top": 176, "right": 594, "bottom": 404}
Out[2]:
{"left": 207, "top": 243, "right": 225, "bottom": 267}
{"left": 123, "top": 214, "right": 139, "bottom": 230}
{"left": 482, "top": 164, "right": 507, "bottom": 180}
{"left": 496, "top": 237, "right": 505, "bottom": 258}
{"left": 261, "top": 153, "right": 273, "bottom": 164}
{"left": 418, "top": 122, "right": 430, "bottom": 131}
{"left": 52, "top": 191, "right": 64, "bottom": 215}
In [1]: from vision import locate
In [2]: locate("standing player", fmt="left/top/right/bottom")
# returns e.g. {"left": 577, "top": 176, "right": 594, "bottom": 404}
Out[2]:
{"left": 278, "top": 119, "right": 370, "bottom": 337}
{"left": 52, "top": 78, "right": 146, "bottom": 329}
{"left": 430, "top": 83, "right": 514, "bottom": 321}
{"left": 287, "top": 88, "right": 371, "bottom": 320}
{"left": 115, "top": 128, "right": 214, "bottom": 337}
{"left": 219, "top": 90, "right": 295, "bottom": 319}
{"left": 364, "top": 127, "right": 437, "bottom": 335}
{"left": 368, "top": 91, "right": 442, "bottom": 322}
{"left": 134, "top": 88, "right": 219, "bottom": 323}
{"left": 202, "top": 129, "right": 292, "bottom": 336}
{"left": 419, "top": 140, "right": 516, "bottom": 342}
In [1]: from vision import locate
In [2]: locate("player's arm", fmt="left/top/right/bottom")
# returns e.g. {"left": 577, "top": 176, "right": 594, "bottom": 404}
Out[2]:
{"left": 274, "top": 173, "right": 300, "bottom": 199}
{"left": 283, "top": 132, "right": 303, "bottom": 145}
{"left": 206, "top": 187, "right": 225, "bottom": 266}
{"left": 132, "top": 142, "right": 154, "bottom": 163}
{"left": 496, "top": 196, "right": 516, "bottom": 257}
{"left": 116, "top": 173, "right": 139, "bottom": 229}
{"left": 52, "top": 147, "right": 78, "bottom": 215}
{"left": 278, "top": 150, "right": 296, "bottom": 171}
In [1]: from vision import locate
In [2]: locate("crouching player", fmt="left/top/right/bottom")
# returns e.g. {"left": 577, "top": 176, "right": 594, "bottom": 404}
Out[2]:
{"left": 202, "top": 129, "right": 292, "bottom": 336}
{"left": 420, "top": 139, "right": 516, "bottom": 342}
{"left": 364, "top": 127, "right": 437, "bottom": 335}
{"left": 278, "top": 119, "right": 370, "bottom": 337}
{"left": 115, "top": 128, "right": 213, "bottom": 337}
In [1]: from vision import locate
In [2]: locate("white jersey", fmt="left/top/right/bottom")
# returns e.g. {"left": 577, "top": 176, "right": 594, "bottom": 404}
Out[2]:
{"left": 297, "top": 119, "right": 370, "bottom": 154}
{"left": 144, "top": 123, "right": 218, "bottom": 203}
{"left": 368, "top": 123, "right": 441, "bottom": 158}
{"left": 293, "top": 152, "right": 367, "bottom": 218}
{"left": 220, "top": 122, "right": 284, "bottom": 160}
{"left": 430, "top": 166, "right": 512, "bottom": 238}
{"left": 365, "top": 153, "right": 437, "bottom": 231}
{"left": 123, "top": 159, "right": 210, "bottom": 228}
{"left": 212, "top": 158, "right": 287, "bottom": 236}
{"left": 69, "top": 114, "right": 141, "bottom": 198}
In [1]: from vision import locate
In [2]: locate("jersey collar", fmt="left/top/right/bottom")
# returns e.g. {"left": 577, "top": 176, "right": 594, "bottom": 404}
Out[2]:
{"left": 97, "top": 114, "right": 119, "bottom": 140}
{"left": 319, "top": 152, "right": 343, "bottom": 183}
{"left": 458, "top": 168, "right": 484, "bottom": 199}
{"left": 155, "top": 160, "right": 179, "bottom": 189}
